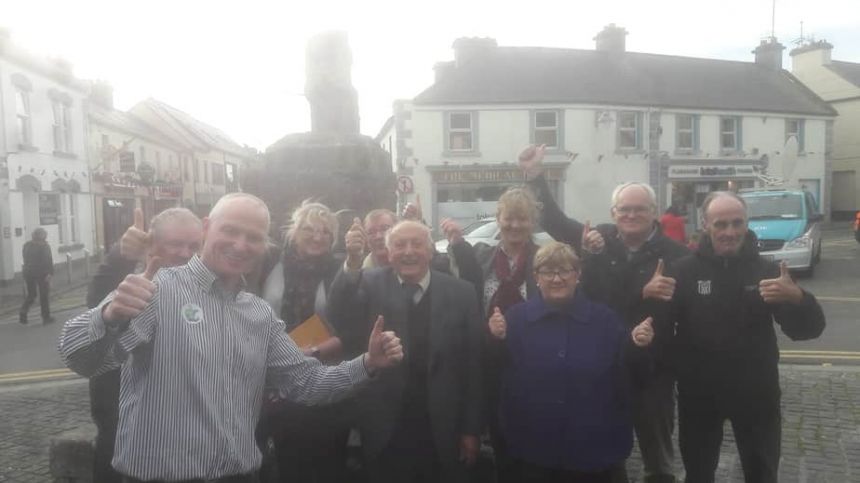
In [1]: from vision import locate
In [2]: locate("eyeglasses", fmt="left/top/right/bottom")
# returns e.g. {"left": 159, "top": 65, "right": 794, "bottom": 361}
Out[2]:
{"left": 299, "top": 225, "right": 332, "bottom": 238}
{"left": 614, "top": 205, "right": 652, "bottom": 216}
{"left": 536, "top": 268, "right": 578, "bottom": 280}
{"left": 711, "top": 219, "right": 746, "bottom": 230}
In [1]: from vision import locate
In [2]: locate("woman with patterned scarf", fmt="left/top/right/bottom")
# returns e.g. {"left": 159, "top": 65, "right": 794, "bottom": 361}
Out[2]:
{"left": 255, "top": 200, "right": 348, "bottom": 483}
{"left": 445, "top": 187, "right": 543, "bottom": 483}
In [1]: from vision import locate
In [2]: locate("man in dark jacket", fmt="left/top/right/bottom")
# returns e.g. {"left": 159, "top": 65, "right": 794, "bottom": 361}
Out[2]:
{"left": 520, "top": 145, "right": 687, "bottom": 483}
{"left": 85, "top": 207, "right": 202, "bottom": 483}
{"left": 668, "top": 191, "right": 825, "bottom": 483}
{"left": 20, "top": 227, "right": 54, "bottom": 324}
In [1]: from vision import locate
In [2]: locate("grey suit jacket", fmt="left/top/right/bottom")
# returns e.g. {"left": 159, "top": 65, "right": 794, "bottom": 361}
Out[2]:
{"left": 328, "top": 266, "right": 483, "bottom": 475}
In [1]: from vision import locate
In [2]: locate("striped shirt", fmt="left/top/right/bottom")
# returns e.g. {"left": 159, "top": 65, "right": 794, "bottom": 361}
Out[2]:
{"left": 58, "top": 255, "right": 369, "bottom": 481}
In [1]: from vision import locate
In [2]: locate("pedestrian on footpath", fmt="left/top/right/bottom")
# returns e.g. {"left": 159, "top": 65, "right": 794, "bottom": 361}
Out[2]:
{"left": 19, "top": 227, "right": 54, "bottom": 325}
{"left": 665, "top": 191, "right": 825, "bottom": 483}
{"left": 59, "top": 193, "right": 404, "bottom": 483}
{"left": 85, "top": 207, "right": 203, "bottom": 483}
{"left": 521, "top": 144, "right": 687, "bottom": 483}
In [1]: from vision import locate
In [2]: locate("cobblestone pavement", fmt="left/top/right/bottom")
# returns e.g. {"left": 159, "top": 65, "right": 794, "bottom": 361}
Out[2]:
{"left": 1, "top": 365, "right": 858, "bottom": 483}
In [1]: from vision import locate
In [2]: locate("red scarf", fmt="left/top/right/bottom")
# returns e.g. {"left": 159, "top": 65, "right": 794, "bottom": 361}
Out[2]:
{"left": 490, "top": 246, "right": 528, "bottom": 313}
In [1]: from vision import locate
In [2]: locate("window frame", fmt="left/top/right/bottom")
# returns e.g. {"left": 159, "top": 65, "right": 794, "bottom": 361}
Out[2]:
{"left": 15, "top": 88, "right": 33, "bottom": 147}
{"left": 444, "top": 111, "right": 478, "bottom": 155}
{"left": 785, "top": 118, "right": 805, "bottom": 153}
{"left": 675, "top": 114, "right": 699, "bottom": 153}
{"left": 719, "top": 116, "right": 742, "bottom": 153}
{"left": 52, "top": 100, "right": 73, "bottom": 153}
{"left": 531, "top": 110, "right": 563, "bottom": 150}
{"left": 617, "top": 111, "right": 642, "bottom": 151}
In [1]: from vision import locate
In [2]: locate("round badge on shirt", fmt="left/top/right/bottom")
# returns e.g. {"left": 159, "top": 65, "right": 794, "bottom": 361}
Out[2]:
{"left": 181, "top": 303, "right": 204, "bottom": 325}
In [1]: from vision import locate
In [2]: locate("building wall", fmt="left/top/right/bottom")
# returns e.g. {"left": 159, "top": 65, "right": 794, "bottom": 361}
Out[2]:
{"left": 0, "top": 57, "right": 94, "bottom": 281}
{"left": 405, "top": 103, "right": 830, "bottom": 232}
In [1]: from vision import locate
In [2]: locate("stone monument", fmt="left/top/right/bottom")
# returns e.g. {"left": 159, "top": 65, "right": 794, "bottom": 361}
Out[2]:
{"left": 243, "top": 31, "right": 395, "bottom": 237}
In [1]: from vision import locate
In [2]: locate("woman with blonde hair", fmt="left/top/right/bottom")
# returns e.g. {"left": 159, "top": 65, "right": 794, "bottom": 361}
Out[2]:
{"left": 255, "top": 199, "right": 348, "bottom": 483}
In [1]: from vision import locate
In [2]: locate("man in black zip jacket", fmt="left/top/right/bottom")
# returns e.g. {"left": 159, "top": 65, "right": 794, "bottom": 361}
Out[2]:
{"left": 667, "top": 191, "right": 825, "bottom": 483}
{"left": 520, "top": 144, "right": 688, "bottom": 483}
{"left": 85, "top": 207, "right": 202, "bottom": 483}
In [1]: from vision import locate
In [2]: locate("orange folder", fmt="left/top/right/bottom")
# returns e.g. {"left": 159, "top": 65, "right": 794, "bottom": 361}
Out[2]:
{"left": 288, "top": 314, "right": 332, "bottom": 348}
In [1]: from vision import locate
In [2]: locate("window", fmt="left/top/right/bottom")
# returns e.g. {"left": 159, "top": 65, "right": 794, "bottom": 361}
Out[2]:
{"left": 786, "top": 119, "right": 805, "bottom": 152}
{"left": 156, "top": 151, "right": 162, "bottom": 178}
{"left": 204, "top": 161, "right": 210, "bottom": 183}
{"left": 52, "top": 101, "right": 73, "bottom": 152}
{"left": 39, "top": 194, "right": 61, "bottom": 225}
{"left": 101, "top": 134, "right": 110, "bottom": 146}
{"left": 119, "top": 151, "right": 136, "bottom": 172}
{"left": 720, "top": 117, "right": 741, "bottom": 151}
{"left": 193, "top": 157, "right": 199, "bottom": 181}
{"left": 184, "top": 157, "right": 191, "bottom": 181}
{"left": 617, "top": 111, "right": 641, "bottom": 149}
{"left": 139, "top": 146, "right": 147, "bottom": 164}
{"left": 15, "top": 88, "right": 32, "bottom": 146}
{"left": 447, "top": 112, "right": 473, "bottom": 151}
{"left": 676, "top": 114, "right": 698, "bottom": 152}
{"left": 212, "top": 163, "right": 225, "bottom": 185}
{"left": 68, "top": 195, "right": 78, "bottom": 242}
{"left": 533, "top": 111, "right": 560, "bottom": 148}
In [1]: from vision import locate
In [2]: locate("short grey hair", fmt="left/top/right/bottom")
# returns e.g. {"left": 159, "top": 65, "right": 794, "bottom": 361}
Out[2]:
{"left": 150, "top": 208, "right": 201, "bottom": 241}
{"left": 385, "top": 220, "right": 433, "bottom": 250}
{"left": 610, "top": 182, "right": 658, "bottom": 211}
{"left": 285, "top": 199, "right": 339, "bottom": 247}
{"left": 209, "top": 192, "right": 271, "bottom": 229}
{"left": 701, "top": 191, "right": 748, "bottom": 221}
{"left": 364, "top": 208, "right": 397, "bottom": 227}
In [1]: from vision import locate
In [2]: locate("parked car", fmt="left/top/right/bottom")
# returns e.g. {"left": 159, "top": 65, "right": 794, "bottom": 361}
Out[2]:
{"left": 434, "top": 217, "right": 554, "bottom": 254}
{"left": 739, "top": 188, "right": 823, "bottom": 276}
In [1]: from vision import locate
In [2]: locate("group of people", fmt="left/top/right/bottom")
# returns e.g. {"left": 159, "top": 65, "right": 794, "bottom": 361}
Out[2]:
{"left": 57, "top": 144, "right": 825, "bottom": 483}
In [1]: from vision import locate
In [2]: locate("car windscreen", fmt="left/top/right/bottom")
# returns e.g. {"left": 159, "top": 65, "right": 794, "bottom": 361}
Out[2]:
{"left": 465, "top": 220, "right": 498, "bottom": 237}
{"left": 743, "top": 193, "right": 804, "bottom": 220}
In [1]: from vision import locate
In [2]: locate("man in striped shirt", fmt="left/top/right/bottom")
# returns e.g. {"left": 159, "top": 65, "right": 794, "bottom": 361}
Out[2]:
{"left": 60, "top": 193, "right": 404, "bottom": 483}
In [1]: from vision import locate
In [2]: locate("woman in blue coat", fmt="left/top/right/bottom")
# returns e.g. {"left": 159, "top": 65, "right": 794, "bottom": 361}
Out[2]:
{"left": 490, "top": 241, "right": 655, "bottom": 483}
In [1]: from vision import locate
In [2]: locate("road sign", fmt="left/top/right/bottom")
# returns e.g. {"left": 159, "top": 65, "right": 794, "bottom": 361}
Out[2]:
{"left": 397, "top": 175, "right": 414, "bottom": 194}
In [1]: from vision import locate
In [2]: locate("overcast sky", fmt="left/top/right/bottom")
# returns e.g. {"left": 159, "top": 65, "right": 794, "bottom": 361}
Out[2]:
{"left": 4, "top": 0, "right": 859, "bottom": 151}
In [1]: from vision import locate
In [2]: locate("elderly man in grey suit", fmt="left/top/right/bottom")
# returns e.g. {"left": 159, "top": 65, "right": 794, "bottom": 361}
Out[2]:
{"left": 330, "top": 220, "right": 484, "bottom": 483}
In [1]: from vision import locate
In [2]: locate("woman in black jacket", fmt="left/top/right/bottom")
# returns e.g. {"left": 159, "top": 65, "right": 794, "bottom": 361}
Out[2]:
{"left": 255, "top": 200, "right": 348, "bottom": 483}
{"left": 19, "top": 227, "right": 54, "bottom": 324}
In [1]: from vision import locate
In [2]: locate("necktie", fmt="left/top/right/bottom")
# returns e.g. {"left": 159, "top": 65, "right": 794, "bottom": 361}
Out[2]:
{"left": 402, "top": 282, "right": 421, "bottom": 306}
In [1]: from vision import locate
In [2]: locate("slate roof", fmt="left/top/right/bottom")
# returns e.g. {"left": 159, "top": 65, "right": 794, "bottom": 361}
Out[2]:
{"left": 89, "top": 107, "right": 185, "bottom": 150}
{"left": 138, "top": 99, "right": 251, "bottom": 158}
{"left": 827, "top": 60, "right": 860, "bottom": 89}
{"left": 414, "top": 47, "right": 836, "bottom": 116}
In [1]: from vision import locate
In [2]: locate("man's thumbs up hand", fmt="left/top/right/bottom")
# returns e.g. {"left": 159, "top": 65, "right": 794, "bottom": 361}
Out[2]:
{"left": 345, "top": 217, "right": 367, "bottom": 269}
{"left": 581, "top": 220, "right": 605, "bottom": 254}
{"left": 120, "top": 208, "right": 151, "bottom": 262}
{"left": 642, "top": 259, "right": 676, "bottom": 302}
{"left": 632, "top": 317, "right": 654, "bottom": 347}
{"left": 488, "top": 307, "right": 507, "bottom": 340}
{"left": 759, "top": 261, "right": 803, "bottom": 305}
{"left": 365, "top": 315, "right": 403, "bottom": 373}
{"left": 103, "top": 257, "right": 161, "bottom": 324}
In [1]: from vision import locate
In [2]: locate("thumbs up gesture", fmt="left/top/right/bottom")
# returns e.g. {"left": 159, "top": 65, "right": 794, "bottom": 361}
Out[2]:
{"left": 759, "top": 261, "right": 803, "bottom": 305}
{"left": 488, "top": 307, "right": 507, "bottom": 340}
{"left": 642, "top": 259, "right": 676, "bottom": 302}
{"left": 365, "top": 315, "right": 404, "bottom": 372}
{"left": 401, "top": 194, "right": 424, "bottom": 222}
{"left": 581, "top": 220, "right": 605, "bottom": 254}
{"left": 631, "top": 317, "right": 654, "bottom": 347}
{"left": 120, "top": 208, "right": 151, "bottom": 262}
{"left": 103, "top": 256, "right": 163, "bottom": 323}
{"left": 345, "top": 217, "right": 367, "bottom": 269}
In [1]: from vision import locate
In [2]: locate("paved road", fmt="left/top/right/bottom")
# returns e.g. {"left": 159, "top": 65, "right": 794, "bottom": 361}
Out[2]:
{"left": 2, "top": 366, "right": 859, "bottom": 482}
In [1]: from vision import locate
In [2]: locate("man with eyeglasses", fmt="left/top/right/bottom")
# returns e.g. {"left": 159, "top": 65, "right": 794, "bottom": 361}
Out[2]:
{"left": 666, "top": 191, "right": 824, "bottom": 483}
{"left": 520, "top": 144, "right": 688, "bottom": 483}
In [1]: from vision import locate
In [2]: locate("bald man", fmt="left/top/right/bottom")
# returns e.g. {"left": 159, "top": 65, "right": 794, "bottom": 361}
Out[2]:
{"left": 667, "top": 191, "right": 824, "bottom": 483}
{"left": 60, "top": 193, "right": 403, "bottom": 483}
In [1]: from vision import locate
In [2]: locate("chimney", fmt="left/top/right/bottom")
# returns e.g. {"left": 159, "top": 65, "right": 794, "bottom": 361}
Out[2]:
{"left": 452, "top": 37, "right": 497, "bottom": 68}
{"left": 753, "top": 38, "right": 785, "bottom": 71}
{"left": 90, "top": 81, "right": 114, "bottom": 109}
{"left": 789, "top": 39, "right": 833, "bottom": 73}
{"left": 594, "top": 24, "right": 627, "bottom": 53}
{"left": 433, "top": 61, "right": 456, "bottom": 83}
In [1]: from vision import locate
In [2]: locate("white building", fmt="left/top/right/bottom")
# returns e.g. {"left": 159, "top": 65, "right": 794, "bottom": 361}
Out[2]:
{"left": 791, "top": 40, "right": 860, "bottom": 218}
{"left": 387, "top": 26, "right": 836, "bottom": 233}
{"left": 87, "top": 83, "right": 189, "bottom": 251}
{"left": 130, "top": 99, "right": 255, "bottom": 215}
{"left": 0, "top": 30, "right": 95, "bottom": 282}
